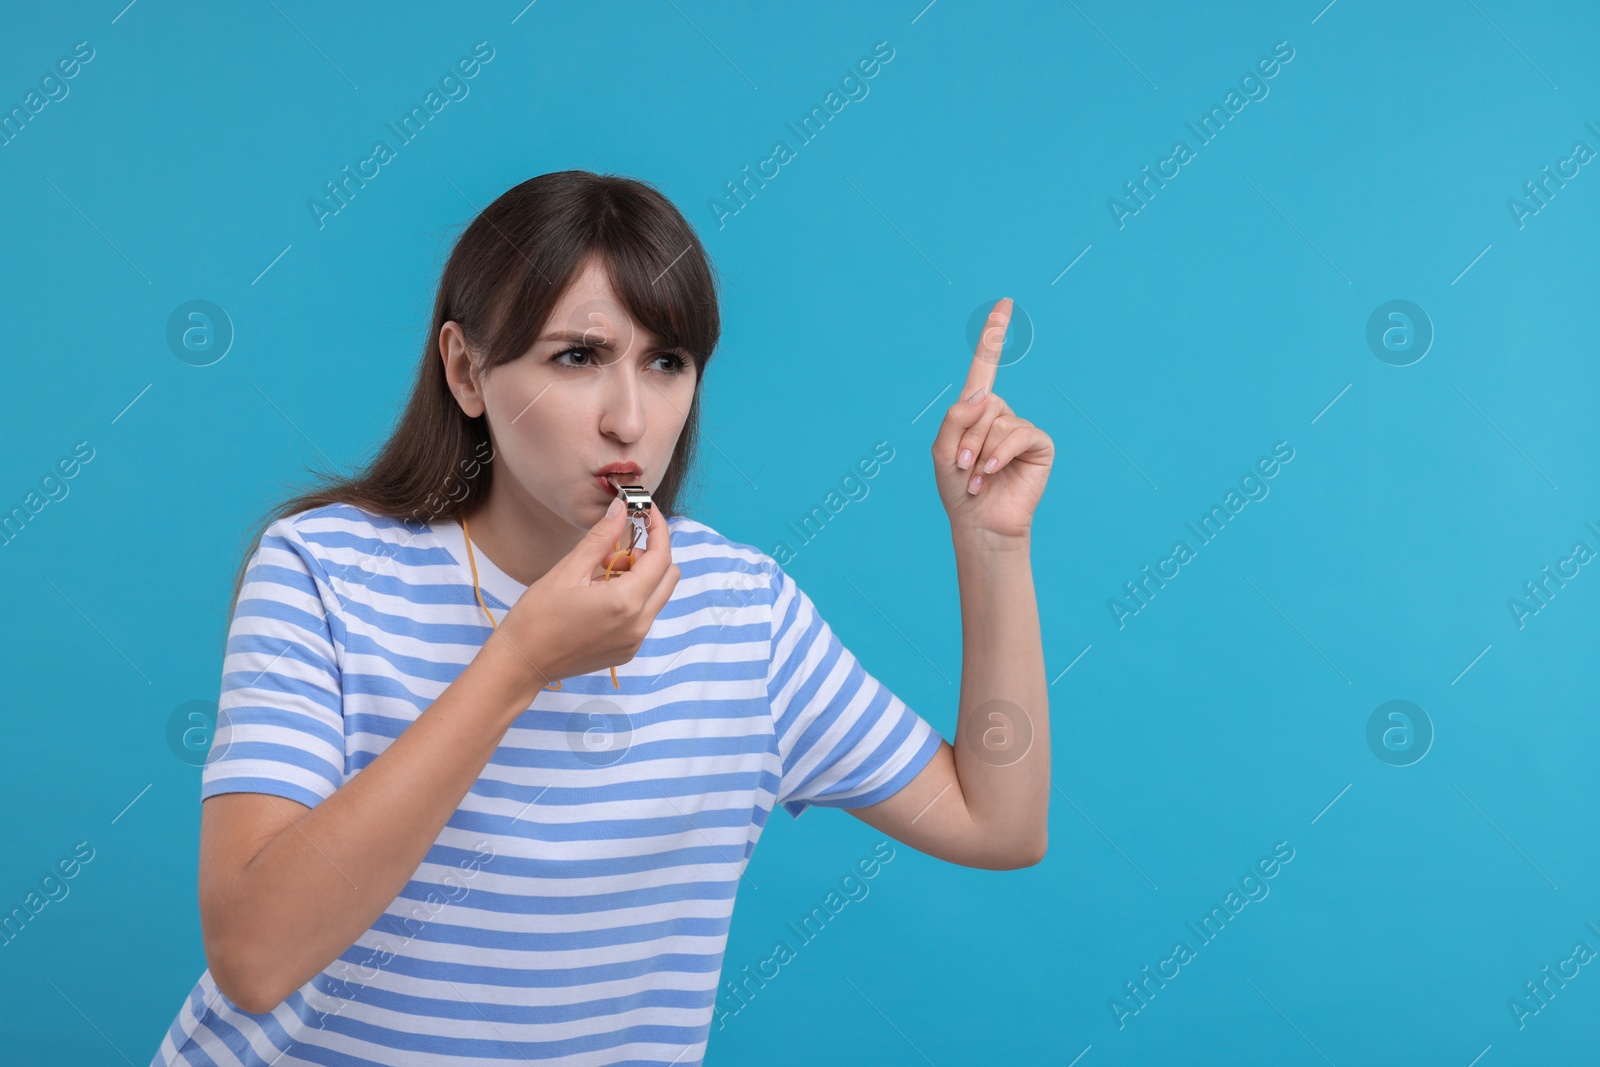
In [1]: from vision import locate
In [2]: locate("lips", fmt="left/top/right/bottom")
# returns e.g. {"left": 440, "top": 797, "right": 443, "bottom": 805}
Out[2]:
{"left": 595, "top": 465, "right": 642, "bottom": 495}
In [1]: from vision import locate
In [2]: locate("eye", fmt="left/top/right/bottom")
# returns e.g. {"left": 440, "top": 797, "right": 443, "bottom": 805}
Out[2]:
{"left": 552, "top": 345, "right": 597, "bottom": 367}
{"left": 652, "top": 352, "right": 689, "bottom": 375}
{"left": 553, "top": 346, "right": 688, "bottom": 375}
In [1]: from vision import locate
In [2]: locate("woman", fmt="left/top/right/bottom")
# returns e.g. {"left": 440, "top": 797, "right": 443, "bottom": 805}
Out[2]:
{"left": 152, "top": 170, "right": 1054, "bottom": 1066}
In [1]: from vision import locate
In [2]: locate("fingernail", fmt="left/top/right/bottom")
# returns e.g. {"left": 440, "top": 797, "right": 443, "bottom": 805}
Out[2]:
{"left": 967, "top": 386, "right": 987, "bottom": 406}
{"left": 958, "top": 448, "right": 972, "bottom": 469}
{"left": 968, "top": 474, "right": 983, "bottom": 494}
{"left": 606, "top": 497, "right": 622, "bottom": 517}
{"left": 983, "top": 457, "right": 998, "bottom": 473}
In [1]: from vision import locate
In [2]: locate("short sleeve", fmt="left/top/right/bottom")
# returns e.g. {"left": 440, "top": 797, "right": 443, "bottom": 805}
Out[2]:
{"left": 201, "top": 518, "right": 347, "bottom": 809}
{"left": 766, "top": 561, "right": 943, "bottom": 819}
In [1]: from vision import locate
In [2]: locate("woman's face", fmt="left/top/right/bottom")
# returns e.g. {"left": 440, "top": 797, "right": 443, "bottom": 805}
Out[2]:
{"left": 442, "top": 255, "right": 698, "bottom": 531}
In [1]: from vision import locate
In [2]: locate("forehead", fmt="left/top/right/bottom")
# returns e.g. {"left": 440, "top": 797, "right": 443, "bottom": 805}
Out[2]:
{"left": 542, "top": 257, "right": 661, "bottom": 347}
{"left": 553, "top": 257, "right": 617, "bottom": 307}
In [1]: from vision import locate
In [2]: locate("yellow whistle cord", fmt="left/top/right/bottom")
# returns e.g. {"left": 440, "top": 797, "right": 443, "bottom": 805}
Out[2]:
{"left": 460, "top": 514, "right": 634, "bottom": 691}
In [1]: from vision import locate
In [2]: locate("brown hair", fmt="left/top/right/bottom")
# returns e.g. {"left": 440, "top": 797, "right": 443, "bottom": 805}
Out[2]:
{"left": 221, "top": 170, "right": 721, "bottom": 635}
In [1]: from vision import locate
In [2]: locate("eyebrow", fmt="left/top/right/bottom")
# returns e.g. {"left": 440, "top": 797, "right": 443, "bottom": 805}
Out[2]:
{"left": 539, "top": 330, "right": 620, "bottom": 349}
{"left": 538, "top": 330, "right": 685, "bottom": 355}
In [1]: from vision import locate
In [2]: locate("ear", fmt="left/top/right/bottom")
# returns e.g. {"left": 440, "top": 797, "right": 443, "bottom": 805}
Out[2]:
{"left": 439, "top": 320, "right": 486, "bottom": 418}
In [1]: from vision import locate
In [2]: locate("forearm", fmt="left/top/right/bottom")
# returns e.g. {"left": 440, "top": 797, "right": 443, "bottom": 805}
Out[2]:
{"left": 951, "top": 528, "right": 1049, "bottom": 861}
{"left": 219, "top": 631, "right": 537, "bottom": 1008}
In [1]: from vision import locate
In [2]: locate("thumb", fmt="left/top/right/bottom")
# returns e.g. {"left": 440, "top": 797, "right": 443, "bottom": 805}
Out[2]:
{"left": 577, "top": 495, "right": 632, "bottom": 564}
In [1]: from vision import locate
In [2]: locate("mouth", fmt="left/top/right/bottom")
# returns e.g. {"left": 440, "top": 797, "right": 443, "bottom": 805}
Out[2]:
{"left": 595, "top": 465, "right": 642, "bottom": 495}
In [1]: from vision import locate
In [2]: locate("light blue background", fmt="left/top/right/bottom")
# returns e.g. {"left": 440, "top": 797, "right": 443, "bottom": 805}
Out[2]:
{"left": 2, "top": 1, "right": 1597, "bottom": 1063}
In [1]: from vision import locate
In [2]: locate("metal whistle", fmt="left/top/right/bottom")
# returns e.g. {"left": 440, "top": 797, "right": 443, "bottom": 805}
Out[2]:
{"left": 606, "top": 474, "right": 653, "bottom": 553}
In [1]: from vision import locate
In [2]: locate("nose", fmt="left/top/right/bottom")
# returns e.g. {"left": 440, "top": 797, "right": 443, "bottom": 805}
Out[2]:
{"left": 596, "top": 348, "right": 646, "bottom": 443}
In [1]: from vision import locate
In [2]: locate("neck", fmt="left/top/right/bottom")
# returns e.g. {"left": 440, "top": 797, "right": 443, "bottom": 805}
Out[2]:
{"left": 459, "top": 483, "right": 576, "bottom": 588}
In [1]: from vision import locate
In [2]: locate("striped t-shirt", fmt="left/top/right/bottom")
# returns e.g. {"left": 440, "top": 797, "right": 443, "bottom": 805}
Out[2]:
{"left": 152, "top": 502, "right": 941, "bottom": 1067}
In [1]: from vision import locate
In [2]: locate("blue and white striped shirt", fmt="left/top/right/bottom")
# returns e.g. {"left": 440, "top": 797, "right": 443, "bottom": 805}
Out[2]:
{"left": 152, "top": 502, "right": 941, "bottom": 1066}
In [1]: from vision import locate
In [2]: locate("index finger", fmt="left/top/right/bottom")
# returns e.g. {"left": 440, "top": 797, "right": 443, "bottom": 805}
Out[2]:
{"left": 962, "top": 297, "right": 1013, "bottom": 403}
